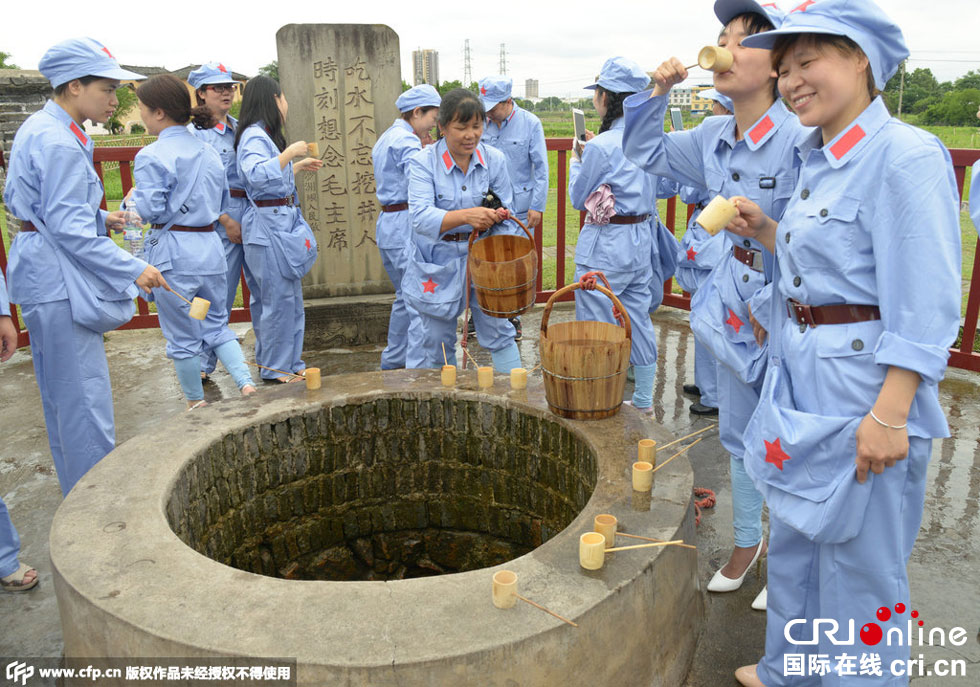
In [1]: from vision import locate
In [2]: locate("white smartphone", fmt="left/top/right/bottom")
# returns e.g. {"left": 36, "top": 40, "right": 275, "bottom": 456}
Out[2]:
{"left": 572, "top": 108, "right": 587, "bottom": 143}
{"left": 670, "top": 107, "right": 684, "bottom": 132}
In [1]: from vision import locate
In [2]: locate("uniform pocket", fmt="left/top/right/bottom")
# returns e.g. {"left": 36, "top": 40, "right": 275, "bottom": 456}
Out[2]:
{"left": 793, "top": 194, "right": 861, "bottom": 271}
{"left": 814, "top": 319, "right": 885, "bottom": 415}
{"left": 402, "top": 244, "right": 465, "bottom": 321}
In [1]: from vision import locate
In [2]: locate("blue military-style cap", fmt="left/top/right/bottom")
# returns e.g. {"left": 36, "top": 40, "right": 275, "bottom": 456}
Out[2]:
{"left": 741, "top": 0, "right": 908, "bottom": 89}
{"left": 395, "top": 84, "right": 442, "bottom": 113}
{"left": 715, "top": 0, "right": 786, "bottom": 28}
{"left": 478, "top": 76, "right": 513, "bottom": 110}
{"left": 188, "top": 62, "right": 238, "bottom": 89}
{"left": 699, "top": 88, "right": 734, "bottom": 112}
{"left": 584, "top": 57, "right": 650, "bottom": 94}
{"left": 39, "top": 37, "right": 145, "bottom": 89}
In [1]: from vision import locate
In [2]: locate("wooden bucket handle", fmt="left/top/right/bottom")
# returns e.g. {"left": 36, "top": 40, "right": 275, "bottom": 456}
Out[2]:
{"left": 467, "top": 212, "right": 536, "bottom": 252}
{"left": 540, "top": 282, "right": 632, "bottom": 341}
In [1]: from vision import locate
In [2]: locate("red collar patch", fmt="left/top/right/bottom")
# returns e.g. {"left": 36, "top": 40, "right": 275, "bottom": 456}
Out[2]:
{"left": 791, "top": 0, "right": 816, "bottom": 12}
{"left": 829, "top": 124, "right": 866, "bottom": 160}
{"left": 726, "top": 308, "right": 744, "bottom": 334}
{"left": 686, "top": 247, "right": 698, "bottom": 261}
{"left": 422, "top": 278, "right": 437, "bottom": 293}
{"left": 215, "top": 122, "right": 225, "bottom": 133}
{"left": 748, "top": 116, "right": 774, "bottom": 145}
{"left": 442, "top": 150, "right": 453, "bottom": 171}
{"left": 475, "top": 149, "right": 485, "bottom": 166}
{"left": 764, "top": 438, "right": 792, "bottom": 470}
{"left": 69, "top": 121, "right": 88, "bottom": 146}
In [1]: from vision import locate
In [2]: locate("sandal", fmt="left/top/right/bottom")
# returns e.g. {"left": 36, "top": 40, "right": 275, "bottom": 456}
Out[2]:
{"left": 186, "top": 400, "right": 208, "bottom": 411}
{"left": 1, "top": 562, "right": 39, "bottom": 592}
{"left": 262, "top": 375, "right": 303, "bottom": 384}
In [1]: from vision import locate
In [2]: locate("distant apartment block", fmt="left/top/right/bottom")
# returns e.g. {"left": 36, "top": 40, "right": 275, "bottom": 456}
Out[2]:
{"left": 413, "top": 49, "right": 439, "bottom": 86}
{"left": 525, "top": 79, "right": 539, "bottom": 99}
{"left": 668, "top": 87, "right": 693, "bottom": 108}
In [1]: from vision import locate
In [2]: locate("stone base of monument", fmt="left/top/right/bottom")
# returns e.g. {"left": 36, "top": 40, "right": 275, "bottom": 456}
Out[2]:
{"left": 50, "top": 370, "right": 703, "bottom": 687}
{"left": 303, "top": 294, "right": 395, "bottom": 348}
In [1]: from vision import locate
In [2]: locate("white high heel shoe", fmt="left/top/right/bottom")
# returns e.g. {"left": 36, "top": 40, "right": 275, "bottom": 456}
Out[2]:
{"left": 751, "top": 586, "right": 767, "bottom": 611}
{"left": 706, "top": 539, "right": 765, "bottom": 592}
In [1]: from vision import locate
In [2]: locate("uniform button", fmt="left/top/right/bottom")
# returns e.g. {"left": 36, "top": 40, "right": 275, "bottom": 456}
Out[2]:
{"left": 801, "top": 189, "right": 810, "bottom": 200}
{"left": 273, "top": 209, "right": 278, "bottom": 214}
{"left": 851, "top": 339, "right": 864, "bottom": 351}
{"left": 793, "top": 276, "right": 801, "bottom": 287}
{"left": 438, "top": 194, "right": 443, "bottom": 199}
{"left": 785, "top": 232, "right": 791, "bottom": 243}
{"left": 820, "top": 208, "right": 829, "bottom": 217}
{"left": 742, "top": 274, "right": 749, "bottom": 282}
{"left": 461, "top": 185, "right": 467, "bottom": 191}
{"left": 799, "top": 323, "right": 808, "bottom": 333}
{"left": 732, "top": 172, "right": 740, "bottom": 181}
{"left": 743, "top": 239, "right": 751, "bottom": 248}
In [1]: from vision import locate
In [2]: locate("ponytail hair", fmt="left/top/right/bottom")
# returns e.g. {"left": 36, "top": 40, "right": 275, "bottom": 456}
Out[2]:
{"left": 596, "top": 86, "right": 632, "bottom": 134}
{"left": 136, "top": 74, "right": 215, "bottom": 129}
{"left": 235, "top": 75, "right": 286, "bottom": 151}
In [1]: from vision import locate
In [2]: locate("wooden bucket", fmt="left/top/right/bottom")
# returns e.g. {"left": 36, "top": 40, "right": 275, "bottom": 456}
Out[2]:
{"left": 539, "top": 283, "right": 632, "bottom": 420}
{"left": 468, "top": 220, "right": 538, "bottom": 319}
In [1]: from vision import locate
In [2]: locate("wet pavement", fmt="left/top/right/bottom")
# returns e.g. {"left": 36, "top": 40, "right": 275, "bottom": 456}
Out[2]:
{"left": 0, "top": 305, "right": 977, "bottom": 685}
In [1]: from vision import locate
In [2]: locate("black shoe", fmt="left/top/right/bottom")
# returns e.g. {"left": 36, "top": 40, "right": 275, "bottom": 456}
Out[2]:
{"left": 689, "top": 401, "right": 718, "bottom": 416}
{"left": 682, "top": 383, "right": 700, "bottom": 396}
{"left": 509, "top": 317, "right": 522, "bottom": 341}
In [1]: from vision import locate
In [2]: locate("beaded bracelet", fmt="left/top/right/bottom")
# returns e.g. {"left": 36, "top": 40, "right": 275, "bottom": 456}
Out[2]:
{"left": 869, "top": 408, "right": 907, "bottom": 430}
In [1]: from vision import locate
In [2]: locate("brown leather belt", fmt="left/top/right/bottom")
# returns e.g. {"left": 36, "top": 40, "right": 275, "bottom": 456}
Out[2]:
{"left": 20, "top": 221, "right": 37, "bottom": 232}
{"left": 151, "top": 224, "right": 215, "bottom": 232}
{"left": 733, "top": 245, "right": 765, "bottom": 272}
{"left": 382, "top": 203, "right": 409, "bottom": 213}
{"left": 253, "top": 197, "right": 293, "bottom": 207}
{"left": 608, "top": 214, "right": 650, "bottom": 225}
{"left": 229, "top": 188, "right": 247, "bottom": 199}
{"left": 787, "top": 299, "right": 881, "bottom": 328}
{"left": 441, "top": 232, "right": 470, "bottom": 242}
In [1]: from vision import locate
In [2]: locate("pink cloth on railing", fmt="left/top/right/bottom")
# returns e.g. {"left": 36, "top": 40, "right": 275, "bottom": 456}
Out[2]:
{"left": 584, "top": 184, "right": 616, "bottom": 225}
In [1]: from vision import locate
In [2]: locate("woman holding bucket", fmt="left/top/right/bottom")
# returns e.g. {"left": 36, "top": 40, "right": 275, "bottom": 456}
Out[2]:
{"left": 236, "top": 76, "right": 323, "bottom": 383}
{"left": 623, "top": 0, "right": 810, "bottom": 609}
{"left": 404, "top": 88, "right": 523, "bottom": 373}
{"left": 131, "top": 74, "right": 257, "bottom": 409}
{"left": 372, "top": 84, "right": 441, "bottom": 370}
{"left": 725, "top": 2, "right": 960, "bottom": 684}
{"left": 569, "top": 56, "right": 673, "bottom": 415}
{"left": 3, "top": 38, "right": 168, "bottom": 495}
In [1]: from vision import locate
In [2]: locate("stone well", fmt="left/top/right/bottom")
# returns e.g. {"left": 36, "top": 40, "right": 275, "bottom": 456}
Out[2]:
{"left": 51, "top": 369, "right": 703, "bottom": 686}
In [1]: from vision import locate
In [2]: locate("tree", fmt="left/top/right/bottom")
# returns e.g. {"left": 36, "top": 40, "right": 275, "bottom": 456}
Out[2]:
{"left": 0, "top": 51, "right": 19, "bottom": 69}
{"left": 402, "top": 80, "right": 412, "bottom": 92}
{"left": 922, "top": 88, "right": 980, "bottom": 126}
{"left": 955, "top": 70, "right": 980, "bottom": 91}
{"left": 436, "top": 80, "right": 462, "bottom": 96}
{"left": 106, "top": 85, "right": 137, "bottom": 135}
{"left": 259, "top": 61, "right": 278, "bottom": 81}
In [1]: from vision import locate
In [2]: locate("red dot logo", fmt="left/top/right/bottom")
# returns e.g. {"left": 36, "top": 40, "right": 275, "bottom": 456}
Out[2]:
{"left": 860, "top": 623, "right": 883, "bottom": 646}
{"left": 894, "top": 603, "right": 906, "bottom": 614}
{"left": 876, "top": 607, "right": 891, "bottom": 622}
{"left": 911, "top": 610, "right": 919, "bottom": 618}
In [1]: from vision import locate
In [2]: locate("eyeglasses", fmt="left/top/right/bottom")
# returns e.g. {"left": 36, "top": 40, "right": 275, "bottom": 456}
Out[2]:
{"left": 206, "top": 84, "right": 238, "bottom": 94}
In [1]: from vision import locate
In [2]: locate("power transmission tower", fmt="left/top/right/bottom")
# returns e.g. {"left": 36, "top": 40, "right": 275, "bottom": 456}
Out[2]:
{"left": 464, "top": 39, "right": 472, "bottom": 87}
{"left": 499, "top": 43, "right": 507, "bottom": 75}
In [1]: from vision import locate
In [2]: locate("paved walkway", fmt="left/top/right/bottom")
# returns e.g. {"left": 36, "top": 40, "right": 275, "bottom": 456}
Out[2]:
{"left": 1, "top": 306, "right": 977, "bottom": 685}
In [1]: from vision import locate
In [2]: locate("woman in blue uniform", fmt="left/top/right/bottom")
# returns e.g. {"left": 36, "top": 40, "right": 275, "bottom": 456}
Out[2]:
{"left": 570, "top": 56, "right": 672, "bottom": 414}
{"left": 131, "top": 74, "right": 256, "bottom": 409}
{"left": 727, "top": 2, "right": 961, "bottom": 685}
{"left": 236, "top": 76, "right": 323, "bottom": 382}
{"left": 372, "top": 84, "right": 441, "bottom": 369}
{"left": 3, "top": 38, "right": 167, "bottom": 496}
{"left": 187, "top": 62, "right": 259, "bottom": 381}
{"left": 0, "top": 270, "right": 37, "bottom": 591}
{"left": 404, "top": 88, "right": 522, "bottom": 372}
{"left": 622, "top": 0, "right": 810, "bottom": 609}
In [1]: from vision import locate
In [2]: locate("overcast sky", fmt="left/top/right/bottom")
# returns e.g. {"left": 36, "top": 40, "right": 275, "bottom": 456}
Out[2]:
{"left": 3, "top": 0, "right": 979, "bottom": 98}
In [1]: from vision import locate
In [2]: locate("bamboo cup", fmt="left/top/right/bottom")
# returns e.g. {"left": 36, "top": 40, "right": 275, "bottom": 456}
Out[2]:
{"left": 638, "top": 439, "right": 657, "bottom": 467}
{"left": 579, "top": 532, "right": 607, "bottom": 570}
{"left": 632, "top": 461, "right": 654, "bottom": 492}
{"left": 698, "top": 46, "right": 734, "bottom": 72}
{"left": 441, "top": 365, "right": 457, "bottom": 386}
{"left": 696, "top": 195, "right": 739, "bottom": 236}
{"left": 307, "top": 142, "right": 320, "bottom": 157}
{"left": 478, "top": 366, "right": 494, "bottom": 388}
{"left": 168, "top": 288, "right": 211, "bottom": 320}
{"left": 492, "top": 570, "right": 519, "bottom": 609}
{"left": 594, "top": 514, "right": 617, "bottom": 548}
{"left": 510, "top": 367, "right": 528, "bottom": 390}
{"left": 305, "top": 367, "right": 321, "bottom": 390}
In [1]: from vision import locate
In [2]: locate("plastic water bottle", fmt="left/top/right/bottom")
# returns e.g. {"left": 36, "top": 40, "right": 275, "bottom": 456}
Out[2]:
{"left": 122, "top": 198, "right": 144, "bottom": 259}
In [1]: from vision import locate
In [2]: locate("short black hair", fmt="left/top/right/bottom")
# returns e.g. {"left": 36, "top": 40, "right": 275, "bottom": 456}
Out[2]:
{"left": 53, "top": 75, "right": 100, "bottom": 97}
{"left": 438, "top": 89, "right": 484, "bottom": 128}
{"left": 401, "top": 105, "right": 438, "bottom": 122}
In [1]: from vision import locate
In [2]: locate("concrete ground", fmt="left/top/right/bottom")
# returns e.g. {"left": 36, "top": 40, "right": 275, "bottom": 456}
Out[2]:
{"left": 1, "top": 305, "right": 978, "bottom": 685}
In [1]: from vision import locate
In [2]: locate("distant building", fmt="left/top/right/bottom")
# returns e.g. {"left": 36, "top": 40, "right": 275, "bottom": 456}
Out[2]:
{"left": 412, "top": 50, "right": 439, "bottom": 86}
{"left": 668, "top": 87, "right": 693, "bottom": 108}
{"left": 525, "top": 79, "right": 539, "bottom": 100}
{"left": 689, "top": 85, "right": 715, "bottom": 114}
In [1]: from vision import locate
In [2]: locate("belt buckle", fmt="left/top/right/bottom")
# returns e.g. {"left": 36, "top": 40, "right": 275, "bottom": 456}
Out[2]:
{"left": 286, "top": 197, "right": 295, "bottom": 207}
{"left": 788, "top": 299, "right": 816, "bottom": 328}
{"left": 750, "top": 251, "right": 764, "bottom": 272}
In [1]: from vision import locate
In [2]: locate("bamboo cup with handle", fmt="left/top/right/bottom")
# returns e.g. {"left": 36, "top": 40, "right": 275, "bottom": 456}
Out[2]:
{"left": 510, "top": 367, "right": 528, "bottom": 390}
{"left": 594, "top": 514, "right": 617, "bottom": 548}
{"left": 638, "top": 439, "right": 657, "bottom": 467}
{"left": 492, "top": 570, "right": 519, "bottom": 609}
{"left": 579, "top": 532, "right": 607, "bottom": 570}
{"left": 307, "top": 142, "right": 320, "bottom": 157}
{"left": 441, "top": 365, "right": 457, "bottom": 386}
{"left": 697, "top": 46, "right": 734, "bottom": 72}
{"left": 632, "top": 461, "right": 654, "bottom": 492}
{"left": 696, "top": 196, "right": 739, "bottom": 236}
{"left": 304, "top": 368, "right": 321, "bottom": 390}
{"left": 478, "top": 366, "right": 494, "bottom": 388}
{"left": 168, "top": 288, "right": 211, "bottom": 321}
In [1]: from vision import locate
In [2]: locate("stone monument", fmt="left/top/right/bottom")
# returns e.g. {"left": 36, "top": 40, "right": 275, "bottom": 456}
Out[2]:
{"left": 277, "top": 24, "right": 401, "bottom": 299}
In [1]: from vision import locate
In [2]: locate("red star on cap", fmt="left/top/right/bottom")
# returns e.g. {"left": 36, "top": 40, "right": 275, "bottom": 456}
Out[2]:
{"left": 726, "top": 308, "right": 744, "bottom": 334}
{"left": 305, "top": 238, "right": 312, "bottom": 251}
{"left": 791, "top": 0, "right": 816, "bottom": 11}
{"left": 101, "top": 46, "right": 115, "bottom": 59}
{"left": 480, "top": 86, "right": 487, "bottom": 95}
{"left": 686, "top": 247, "right": 698, "bottom": 261}
{"left": 422, "top": 278, "right": 437, "bottom": 293}
{"left": 218, "top": 63, "right": 228, "bottom": 73}
{"left": 764, "top": 438, "right": 792, "bottom": 470}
